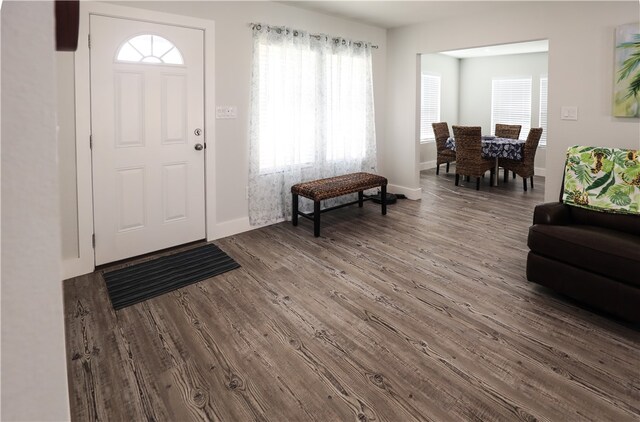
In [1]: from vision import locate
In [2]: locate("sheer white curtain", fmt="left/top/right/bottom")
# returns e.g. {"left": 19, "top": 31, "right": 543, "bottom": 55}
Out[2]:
{"left": 248, "top": 24, "right": 377, "bottom": 226}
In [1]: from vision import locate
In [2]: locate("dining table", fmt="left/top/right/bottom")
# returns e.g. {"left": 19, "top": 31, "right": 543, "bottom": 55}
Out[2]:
{"left": 445, "top": 136, "right": 526, "bottom": 186}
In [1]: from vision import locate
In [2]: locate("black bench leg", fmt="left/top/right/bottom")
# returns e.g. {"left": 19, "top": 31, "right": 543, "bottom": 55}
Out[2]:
{"left": 292, "top": 193, "right": 298, "bottom": 226}
{"left": 381, "top": 185, "right": 387, "bottom": 215}
{"left": 358, "top": 191, "right": 364, "bottom": 207}
{"left": 314, "top": 200, "right": 321, "bottom": 237}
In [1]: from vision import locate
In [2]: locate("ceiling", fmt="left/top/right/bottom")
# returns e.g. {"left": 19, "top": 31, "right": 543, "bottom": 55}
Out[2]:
{"left": 284, "top": 1, "right": 512, "bottom": 29}
{"left": 284, "top": 1, "right": 632, "bottom": 30}
{"left": 284, "top": 1, "right": 550, "bottom": 57}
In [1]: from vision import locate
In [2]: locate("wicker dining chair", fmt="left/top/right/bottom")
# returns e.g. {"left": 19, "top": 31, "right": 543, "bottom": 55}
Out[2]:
{"left": 432, "top": 122, "right": 456, "bottom": 175}
{"left": 495, "top": 124, "right": 522, "bottom": 140}
{"left": 452, "top": 125, "right": 494, "bottom": 190}
{"left": 498, "top": 128, "right": 543, "bottom": 191}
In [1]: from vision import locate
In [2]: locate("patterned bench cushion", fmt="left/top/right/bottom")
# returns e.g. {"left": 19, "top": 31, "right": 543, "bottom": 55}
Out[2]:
{"left": 291, "top": 172, "right": 387, "bottom": 202}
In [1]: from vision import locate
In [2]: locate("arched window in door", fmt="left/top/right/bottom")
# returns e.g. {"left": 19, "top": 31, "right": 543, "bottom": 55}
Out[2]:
{"left": 116, "top": 34, "right": 184, "bottom": 65}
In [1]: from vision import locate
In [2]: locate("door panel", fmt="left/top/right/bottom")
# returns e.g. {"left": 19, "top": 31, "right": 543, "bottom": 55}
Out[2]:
{"left": 91, "top": 15, "right": 205, "bottom": 265}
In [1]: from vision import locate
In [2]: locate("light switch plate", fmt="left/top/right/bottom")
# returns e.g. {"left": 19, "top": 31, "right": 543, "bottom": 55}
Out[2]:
{"left": 561, "top": 106, "right": 578, "bottom": 120}
{"left": 216, "top": 106, "right": 237, "bottom": 119}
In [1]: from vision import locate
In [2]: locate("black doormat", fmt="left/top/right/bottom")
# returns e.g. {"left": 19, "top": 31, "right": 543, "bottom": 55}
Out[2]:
{"left": 103, "top": 244, "right": 240, "bottom": 310}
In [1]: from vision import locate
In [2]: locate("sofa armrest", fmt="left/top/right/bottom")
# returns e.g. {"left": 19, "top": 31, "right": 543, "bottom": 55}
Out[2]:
{"left": 533, "top": 202, "right": 571, "bottom": 225}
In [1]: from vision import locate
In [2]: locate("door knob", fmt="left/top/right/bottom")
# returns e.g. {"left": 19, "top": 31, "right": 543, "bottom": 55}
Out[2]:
{"left": 194, "top": 143, "right": 204, "bottom": 151}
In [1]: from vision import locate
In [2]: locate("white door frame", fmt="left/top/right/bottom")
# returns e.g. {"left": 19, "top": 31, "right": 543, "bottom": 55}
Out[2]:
{"left": 64, "top": 1, "right": 216, "bottom": 278}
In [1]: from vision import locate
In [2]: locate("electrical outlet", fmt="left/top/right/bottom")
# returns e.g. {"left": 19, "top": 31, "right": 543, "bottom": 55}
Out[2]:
{"left": 561, "top": 106, "right": 578, "bottom": 120}
{"left": 216, "top": 106, "right": 237, "bottom": 119}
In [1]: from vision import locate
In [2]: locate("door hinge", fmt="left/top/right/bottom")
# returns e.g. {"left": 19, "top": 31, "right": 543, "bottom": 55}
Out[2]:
{"left": 88, "top": 34, "right": 91, "bottom": 49}
{"left": 92, "top": 234, "right": 95, "bottom": 248}
{"left": 89, "top": 134, "right": 93, "bottom": 149}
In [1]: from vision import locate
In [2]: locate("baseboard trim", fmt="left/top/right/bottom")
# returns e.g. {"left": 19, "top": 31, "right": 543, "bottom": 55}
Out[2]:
{"left": 211, "top": 217, "right": 253, "bottom": 240}
{"left": 535, "top": 167, "right": 546, "bottom": 177}
{"left": 419, "top": 160, "right": 437, "bottom": 171}
{"left": 387, "top": 184, "right": 422, "bottom": 200}
{"left": 62, "top": 256, "right": 95, "bottom": 280}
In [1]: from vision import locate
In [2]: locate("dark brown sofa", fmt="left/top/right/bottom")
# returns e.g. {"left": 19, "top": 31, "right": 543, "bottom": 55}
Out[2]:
{"left": 527, "top": 202, "right": 640, "bottom": 323}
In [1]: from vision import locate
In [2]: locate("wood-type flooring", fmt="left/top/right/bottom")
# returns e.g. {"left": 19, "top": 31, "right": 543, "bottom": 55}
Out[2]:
{"left": 64, "top": 169, "right": 640, "bottom": 421}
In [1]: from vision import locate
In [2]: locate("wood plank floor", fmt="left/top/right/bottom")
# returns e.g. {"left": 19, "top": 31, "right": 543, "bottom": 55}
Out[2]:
{"left": 64, "top": 169, "right": 640, "bottom": 422}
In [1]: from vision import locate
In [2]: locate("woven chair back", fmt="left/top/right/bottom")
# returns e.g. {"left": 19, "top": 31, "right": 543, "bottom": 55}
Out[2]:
{"left": 452, "top": 125, "right": 488, "bottom": 176}
{"left": 432, "top": 122, "right": 450, "bottom": 152}
{"left": 522, "top": 128, "right": 543, "bottom": 166}
{"left": 495, "top": 124, "right": 522, "bottom": 140}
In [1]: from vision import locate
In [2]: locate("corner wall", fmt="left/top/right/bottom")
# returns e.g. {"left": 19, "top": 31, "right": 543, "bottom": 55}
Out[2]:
{"left": 1, "top": 1, "right": 70, "bottom": 420}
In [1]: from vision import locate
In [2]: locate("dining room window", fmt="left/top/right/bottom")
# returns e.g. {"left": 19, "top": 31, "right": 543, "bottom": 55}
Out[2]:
{"left": 420, "top": 74, "right": 441, "bottom": 142}
{"left": 491, "top": 77, "right": 532, "bottom": 139}
{"left": 539, "top": 76, "right": 548, "bottom": 146}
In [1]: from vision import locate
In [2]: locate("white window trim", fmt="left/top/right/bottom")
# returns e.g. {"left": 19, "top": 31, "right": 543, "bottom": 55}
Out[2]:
{"left": 420, "top": 73, "right": 441, "bottom": 144}
{"left": 539, "top": 75, "right": 548, "bottom": 147}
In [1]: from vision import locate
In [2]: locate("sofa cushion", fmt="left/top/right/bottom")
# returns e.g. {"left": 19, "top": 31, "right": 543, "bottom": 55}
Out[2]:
{"left": 528, "top": 224, "right": 640, "bottom": 287}
{"left": 570, "top": 206, "right": 640, "bottom": 236}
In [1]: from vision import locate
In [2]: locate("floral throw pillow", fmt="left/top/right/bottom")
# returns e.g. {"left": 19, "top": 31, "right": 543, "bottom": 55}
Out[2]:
{"left": 563, "top": 145, "right": 640, "bottom": 214}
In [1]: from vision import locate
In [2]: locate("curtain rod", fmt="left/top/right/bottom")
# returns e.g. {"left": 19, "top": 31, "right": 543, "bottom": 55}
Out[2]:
{"left": 250, "top": 23, "right": 379, "bottom": 49}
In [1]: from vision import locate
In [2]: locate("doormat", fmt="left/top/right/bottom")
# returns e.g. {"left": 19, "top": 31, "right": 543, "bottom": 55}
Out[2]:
{"left": 103, "top": 244, "right": 240, "bottom": 310}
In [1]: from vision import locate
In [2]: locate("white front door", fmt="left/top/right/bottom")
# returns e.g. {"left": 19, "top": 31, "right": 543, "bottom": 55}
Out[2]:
{"left": 91, "top": 15, "right": 205, "bottom": 265}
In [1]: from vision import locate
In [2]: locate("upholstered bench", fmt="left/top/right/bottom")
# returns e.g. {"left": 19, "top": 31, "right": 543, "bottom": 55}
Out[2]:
{"left": 291, "top": 172, "right": 388, "bottom": 237}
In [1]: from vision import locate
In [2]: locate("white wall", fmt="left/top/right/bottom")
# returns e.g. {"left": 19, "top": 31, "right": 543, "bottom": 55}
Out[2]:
{"left": 386, "top": 1, "right": 640, "bottom": 202}
{"left": 60, "top": 1, "right": 387, "bottom": 275}
{"left": 1, "top": 1, "right": 70, "bottom": 420}
{"left": 57, "top": 52, "right": 79, "bottom": 260}
{"left": 419, "top": 53, "right": 459, "bottom": 167}
{"left": 458, "top": 52, "right": 548, "bottom": 172}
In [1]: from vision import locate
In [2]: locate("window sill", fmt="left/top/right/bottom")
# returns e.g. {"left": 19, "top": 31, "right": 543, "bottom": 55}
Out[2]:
{"left": 420, "top": 139, "right": 435, "bottom": 145}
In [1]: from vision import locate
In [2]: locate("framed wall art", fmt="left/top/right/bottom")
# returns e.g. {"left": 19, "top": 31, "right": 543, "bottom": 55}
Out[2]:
{"left": 613, "top": 22, "right": 640, "bottom": 117}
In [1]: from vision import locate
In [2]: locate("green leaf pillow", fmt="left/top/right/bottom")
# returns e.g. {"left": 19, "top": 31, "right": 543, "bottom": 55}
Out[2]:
{"left": 563, "top": 145, "right": 640, "bottom": 215}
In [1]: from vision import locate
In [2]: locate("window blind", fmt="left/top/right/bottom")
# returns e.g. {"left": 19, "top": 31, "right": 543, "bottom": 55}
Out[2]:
{"left": 491, "top": 77, "right": 532, "bottom": 140}
{"left": 420, "top": 74, "right": 441, "bottom": 141}
{"left": 539, "top": 77, "right": 548, "bottom": 145}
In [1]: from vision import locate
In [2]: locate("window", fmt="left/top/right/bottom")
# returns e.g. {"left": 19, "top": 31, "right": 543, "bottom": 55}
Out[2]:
{"left": 256, "top": 43, "right": 317, "bottom": 171}
{"left": 491, "top": 77, "right": 532, "bottom": 139}
{"left": 324, "top": 54, "right": 368, "bottom": 162}
{"left": 539, "top": 76, "right": 548, "bottom": 145}
{"left": 116, "top": 35, "right": 184, "bottom": 65}
{"left": 249, "top": 25, "right": 377, "bottom": 226}
{"left": 420, "top": 74, "right": 441, "bottom": 141}
{"left": 254, "top": 40, "right": 373, "bottom": 173}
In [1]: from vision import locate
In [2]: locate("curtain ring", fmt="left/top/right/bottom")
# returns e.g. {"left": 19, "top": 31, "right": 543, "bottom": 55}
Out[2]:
{"left": 293, "top": 30, "right": 298, "bottom": 36}
{"left": 342, "top": 39, "right": 346, "bottom": 45}
{"left": 256, "top": 24, "right": 261, "bottom": 30}
{"left": 276, "top": 28, "right": 282, "bottom": 34}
